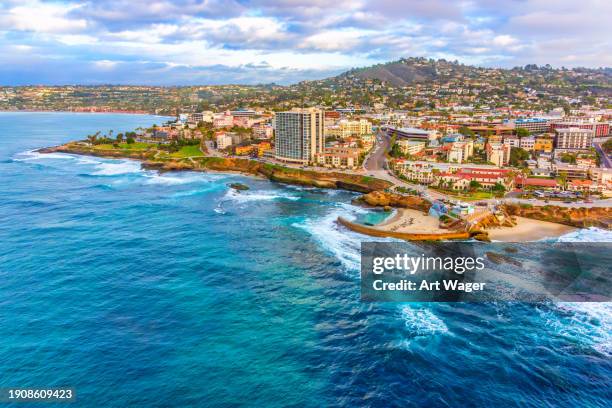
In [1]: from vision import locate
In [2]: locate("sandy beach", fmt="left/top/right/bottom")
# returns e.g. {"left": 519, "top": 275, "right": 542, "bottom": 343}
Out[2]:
{"left": 376, "top": 208, "right": 447, "bottom": 234}
{"left": 487, "top": 216, "right": 576, "bottom": 242}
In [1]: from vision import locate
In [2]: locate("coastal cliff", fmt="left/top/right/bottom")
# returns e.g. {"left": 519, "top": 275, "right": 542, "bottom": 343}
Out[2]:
{"left": 39, "top": 143, "right": 392, "bottom": 193}
{"left": 503, "top": 203, "right": 611, "bottom": 229}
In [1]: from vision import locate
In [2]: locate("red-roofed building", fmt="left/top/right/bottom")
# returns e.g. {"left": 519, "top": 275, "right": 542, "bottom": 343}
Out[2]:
{"left": 567, "top": 179, "right": 604, "bottom": 193}
{"left": 439, "top": 168, "right": 514, "bottom": 191}
{"left": 515, "top": 177, "right": 558, "bottom": 189}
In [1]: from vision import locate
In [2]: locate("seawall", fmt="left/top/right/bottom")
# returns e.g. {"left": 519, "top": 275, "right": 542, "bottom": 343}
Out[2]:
{"left": 337, "top": 217, "right": 472, "bottom": 241}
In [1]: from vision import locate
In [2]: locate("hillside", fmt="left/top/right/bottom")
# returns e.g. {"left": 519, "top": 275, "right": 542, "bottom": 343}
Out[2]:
{"left": 342, "top": 59, "right": 441, "bottom": 86}
{"left": 332, "top": 57, "right": 611, "bottom": 91}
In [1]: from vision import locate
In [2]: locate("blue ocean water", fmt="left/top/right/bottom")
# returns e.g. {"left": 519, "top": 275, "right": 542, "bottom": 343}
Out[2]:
{"left": 0, "top": 112, "right": 610, "bottom": 407}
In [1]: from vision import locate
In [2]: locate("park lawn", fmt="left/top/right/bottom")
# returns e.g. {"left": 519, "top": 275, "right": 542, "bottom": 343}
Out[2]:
{"left": 430, "top": 187, "right": 500, "bottom": 201}
{"left": 170, "top": 145, "right": 204, "bottom": 158}
{"left": 94, "top": 142, "right": 150, "bottom": 151}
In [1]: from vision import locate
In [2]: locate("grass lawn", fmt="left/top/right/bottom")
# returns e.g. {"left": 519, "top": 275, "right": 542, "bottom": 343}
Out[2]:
{"left": 430, "top": 187, "right": 501, "bottom": 201}
{"left": 169, "top": 145, "right": 204, "bottom": 158}
{"left": 94, "top": 142, "right": 150, "bottom": 151}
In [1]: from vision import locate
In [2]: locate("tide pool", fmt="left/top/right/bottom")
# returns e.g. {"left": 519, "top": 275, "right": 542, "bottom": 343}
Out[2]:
{"left": 0, "top": 113, "right": 610, "bottom": 407}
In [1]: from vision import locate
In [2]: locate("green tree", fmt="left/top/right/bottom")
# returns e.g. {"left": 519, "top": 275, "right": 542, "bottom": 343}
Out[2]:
{"left": 515, "top": 128, "right": 530, "bottom": 137}
{"left": 509, "top": 147, "right": 530, "bottom": 167}
{"left": 458, "top": 126, "right": 475, "bottom": 137}
{"left": 560, "top": 152, "right": 577, "bottom": 164}
{"left": 469, "top": 180, "right": 482, "bottom": 191}
{"left": 126, "top": 137, "right": 135, "bottom": 144}
{"left": 557, "top": 171, "right": 568, "bottom": 190}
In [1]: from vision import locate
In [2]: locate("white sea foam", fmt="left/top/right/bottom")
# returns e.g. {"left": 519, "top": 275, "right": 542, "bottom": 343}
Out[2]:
{"left": 222, "top": 188, "right": 300, "bottom": 203}
{"left": 294, "top": 202, "right": 395, "bottom": 272}
{"left": 13, "top": 150, "right": 76, "bottom": 161}
{"left": 400, "top": 306, "right": 449, "bottom": 338}
{"left": 555, "top": 227, "right": 612, "bottom": 242}
{"left": 541, "top": 302, "right": 612, "bottom": 357}
{"left": 142, "top": 173, "right": 207, "bottom": 185}
{"left": 91, "top": 160, "right": 142, "bottom": 176}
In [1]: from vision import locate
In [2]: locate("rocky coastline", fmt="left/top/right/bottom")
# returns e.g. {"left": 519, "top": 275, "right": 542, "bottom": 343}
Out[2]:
{"left": 38, "top": 143, "right": 392, "bottom": 194}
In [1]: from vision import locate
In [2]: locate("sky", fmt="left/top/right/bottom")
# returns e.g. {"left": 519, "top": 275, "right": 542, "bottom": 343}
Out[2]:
{"left": 0, "top": 0, "right": 610, "bottom": 85}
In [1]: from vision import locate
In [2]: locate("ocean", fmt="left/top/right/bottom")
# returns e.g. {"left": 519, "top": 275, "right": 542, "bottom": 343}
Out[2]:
{"left": 0, "top": 112, "right": 610, "bottom": 407}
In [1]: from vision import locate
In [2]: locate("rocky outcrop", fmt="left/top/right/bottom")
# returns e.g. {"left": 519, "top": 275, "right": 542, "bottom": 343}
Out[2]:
{"left": 503, "top": 203, "right": 611, "bottom": 229}
{"left": 357, "top": 191, "right": 432, "bottom": 211}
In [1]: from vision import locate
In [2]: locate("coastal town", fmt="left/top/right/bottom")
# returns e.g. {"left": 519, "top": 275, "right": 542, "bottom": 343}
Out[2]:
{"left": 25, "top": 58, "right": 612, "bottom": 240}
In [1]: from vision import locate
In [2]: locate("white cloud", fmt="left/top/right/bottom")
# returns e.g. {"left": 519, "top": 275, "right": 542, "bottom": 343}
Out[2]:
{"left": 492, "top": 35, "right": 517, "bottom": 47}
{"left": 0, "top": 0, "right": 87, "bottom": 34}
{"left": 0, "top": 0, "right": 609, "bottom": 84}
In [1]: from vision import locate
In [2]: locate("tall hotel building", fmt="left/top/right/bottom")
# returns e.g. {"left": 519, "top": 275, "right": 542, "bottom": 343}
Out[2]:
{"left": 274, "top": 108, "right": 324, "bottom": 164}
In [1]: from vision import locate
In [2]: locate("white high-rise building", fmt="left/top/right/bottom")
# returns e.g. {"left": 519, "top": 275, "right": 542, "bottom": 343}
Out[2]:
{"left": 274, "top": 108, "right": 325, "bottom": 164}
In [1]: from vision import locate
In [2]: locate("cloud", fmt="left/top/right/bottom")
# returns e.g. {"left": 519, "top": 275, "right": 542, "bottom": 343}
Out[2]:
{"left": 0, "top": 0, "right": 609, "bottom": 85}
{"left": 0, "top": 0, "right": 87, "bottom": 34}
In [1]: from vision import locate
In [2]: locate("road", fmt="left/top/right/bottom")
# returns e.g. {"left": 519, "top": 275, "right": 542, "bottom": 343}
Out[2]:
{"left": 594, "top": 142, "right": 611, "bottom": 168}
{"left": 363, "top": 131, "right": 390, "bottom": 172}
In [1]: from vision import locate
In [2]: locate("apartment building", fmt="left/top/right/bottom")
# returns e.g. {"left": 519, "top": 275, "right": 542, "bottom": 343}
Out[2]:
{"left": 326, "top": 119, "right": 372, "bottom": 138}
{"left": 216, "top": 133, "right": 233, "bottom": 149}
{"left": 397, "top": 140, "right": 426, "bottom": 156}
{"left": 519, "top": 136, "right": 536, "bottom": 151}
{"left": 447, "top": 140, "right": 474, "bottom": 164}
{"left": 486, "top": 142, "right": 511, "bottom": 167}
{"left": 274, "top": 108, "right": 324, "bottom": 164}
{"left": 554, "top": 127, "right": 594, "bottom": 150}
{"left": 315, "top": 147, "right": 360, "bottom": 169}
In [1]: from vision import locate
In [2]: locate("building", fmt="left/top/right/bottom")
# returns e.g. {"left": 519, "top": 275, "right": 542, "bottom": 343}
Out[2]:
{"left": 503, "top": 135, "right": 520, "bottom": 148}
{"left": 513, "top": 118, "right": 550, "bottom": 134}
{"left": 255, "top": 141, "right": 273, "bottom": 157}
{"left": 550, "top": 121, "right": 610, "bottom": 137}
{"left": 274, "top": 108, "right": 324, "bottom": 164}
{"left": 234, "top": 145, "right": 254, "bottom": 155}
{"left": 553, "top": 163, "right": 589, "bottom": 179}
{"left": 216, "top": 132, "right": 233, "bottom": 149}
{"left": 315, "top": 147, "right": 360, "bottom": 169}
{"left": 567, "top": 179, "right": 604, "bottom": 194}
{"left": 438, "top": 168, "right": 513, "bottom": 191}
{"left": 397, "top": 140, "right": 426, "bottom": 156}
{"left": 213, "top": 111, "right": 234, "bottom": 129}
{"left": 554, "top": 127, "right": 594, "bottom": 150}
{"left": 230, "top": 109, "right": 258, "bottom": 117}
{"left": 534, "top": 136, "right": 554, "bottom": 152}
{"left": 447, "top": 141, "right": 474, "bottom": 164}
{"left": 384, "top": 126, "right": 436, "bottom": 141}
{"left": 252, "top": 122, "right": 273, "bottom": 139}
{"left": 486, "top": 142, "right": 511, "bottom": 167}
{"left": 326, "top": 119, "right": 372, "bottom": 138}
{"left": 515, "top": 177, "right": 558, "bottom": 190}
{"left": 519, "top": 136, "right": 536, "bottom": 151}
{"left": 360, "top": 134, "right": 375, "bottom": 149}
{"left": 189, "top": 111, "right": 214, "bottom": 123}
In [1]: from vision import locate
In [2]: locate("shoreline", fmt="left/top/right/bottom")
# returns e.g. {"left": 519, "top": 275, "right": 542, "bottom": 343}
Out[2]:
{"left": 487, "top": 216, "right": 577, "bottom": 242}
{"left": 38, "top": 143, "right": 393, "bottom": 194}
{"left": 0, "top": 109, "right": 165, "bottom": 115}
